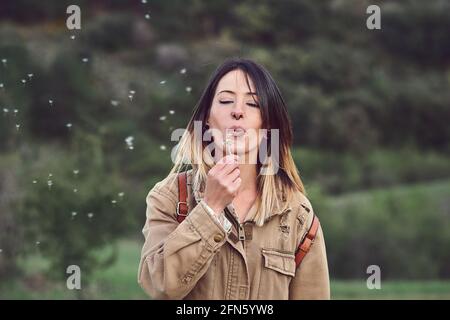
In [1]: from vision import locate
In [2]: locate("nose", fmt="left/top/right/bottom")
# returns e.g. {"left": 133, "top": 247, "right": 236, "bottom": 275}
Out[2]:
{"left": 230, "top": 103, "right": 244, "bottom": 120}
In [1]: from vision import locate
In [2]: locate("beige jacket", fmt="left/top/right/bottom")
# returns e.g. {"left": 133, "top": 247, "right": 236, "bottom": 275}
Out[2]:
{"left": 138, "top": 170, "right": 330, "bottom": 300}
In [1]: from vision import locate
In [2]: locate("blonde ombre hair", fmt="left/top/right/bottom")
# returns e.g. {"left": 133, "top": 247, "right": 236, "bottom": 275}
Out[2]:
{"left": 169, "top": 58, "right": 306, "bottom": 226}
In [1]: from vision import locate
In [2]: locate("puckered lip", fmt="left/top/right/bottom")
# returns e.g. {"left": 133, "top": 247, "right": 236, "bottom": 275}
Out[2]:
{"left": 226, "top": 125, "right": 246, "bottom": 132}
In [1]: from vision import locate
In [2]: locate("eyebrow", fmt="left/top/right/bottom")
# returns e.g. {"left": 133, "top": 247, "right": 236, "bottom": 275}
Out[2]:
{"left": 217, "top": 90, "right": 258, "bottom": 96}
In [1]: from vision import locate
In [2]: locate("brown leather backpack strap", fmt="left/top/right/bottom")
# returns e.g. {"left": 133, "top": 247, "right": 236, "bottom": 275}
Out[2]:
{"left": 176, "top": 171, "right": 189, "bottom": 223}
{"left": 295, "top": 214, "right": 320, "bottom": 267}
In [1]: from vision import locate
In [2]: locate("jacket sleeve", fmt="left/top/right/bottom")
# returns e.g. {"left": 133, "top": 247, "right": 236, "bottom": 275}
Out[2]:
{"left": 137, "top": 185, "right": 227, "bottom": 299}
{"left": 289, "top": 208, "right": 331, "bottom": 300}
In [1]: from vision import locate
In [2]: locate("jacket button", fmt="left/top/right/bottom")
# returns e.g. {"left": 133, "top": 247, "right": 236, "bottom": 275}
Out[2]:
{"left": 213, "top": 234, "right": 223, "bottom": 242}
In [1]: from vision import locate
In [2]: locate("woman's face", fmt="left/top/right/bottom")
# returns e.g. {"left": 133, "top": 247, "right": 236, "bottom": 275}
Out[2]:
{"left": 207, "top": 69, "right": 264, "bottom": 160}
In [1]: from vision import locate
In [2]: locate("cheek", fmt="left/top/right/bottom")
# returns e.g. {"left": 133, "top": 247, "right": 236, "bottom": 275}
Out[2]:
{"left": 248, "top": 108, "right": 263, "bottom": 130}
{"left": 208, "top": 105, "right": 223, "bottom": 126}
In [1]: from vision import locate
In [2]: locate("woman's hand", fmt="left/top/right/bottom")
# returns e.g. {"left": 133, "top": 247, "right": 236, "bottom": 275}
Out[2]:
{"left": 203, "top": 154, "right": 241, "bottom": 215}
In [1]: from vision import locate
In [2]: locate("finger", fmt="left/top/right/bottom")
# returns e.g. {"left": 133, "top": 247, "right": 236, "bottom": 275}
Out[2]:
{"left": 229, "top": 177, "right": 242, "bottom": 194}
{"left": 212, "top": 155, "right": 235, "bottom": 172}
{"left": 219, "top": 162, "right": 239, "bottom": 176}
{"left": 223, "top": 167, "right": 240, "bottom": 183}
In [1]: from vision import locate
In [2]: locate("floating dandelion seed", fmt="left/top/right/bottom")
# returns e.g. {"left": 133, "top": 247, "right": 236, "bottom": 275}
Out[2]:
{"left": 118, "top": 192, "right": 125, "bottom": 197}
{"left": 13, "top": 109, "right": 18, "bottom": 116}
{"left": 32, "top": 180, "right": 37, "bottom": 184}
{"left": 159, "top": 115, "right": 166, "bottom": 121}
{"left": 111, "top": 200, "right": 117, "bottom": 205}
{"left": 73, "top": 188, "right": 78, "bottom": 193}
{"left": 73, "top": 169, "right": 79, "bottom": 175}
{"left": 128, "top": 95, "right": 133, "bottom": 101}
{"left": 160, "top": 145, "right": 167, "bottom": 151}
{"left": 185, "top": 86, "right": 192, "bottom": 93}
{"left": 169, "top": 110, "right": 175, "bottom": 115}
{"left": 3, "top": 108, "right": 8, "bottom": 114}
{"left": 1, "top": 58, "right": 7, "bottom": 66}
{"left": 110, "top": 100, "right": 119, "bottom": 107}
{"left": 129, "top": 90, "right": 136, "bottom": 95}
{"left": 142, "top": 0, "right": 147, "bottom": 3}
{"left": 49, "top": 99, "right": 53, "bottom": 106}
{"left": 71, "top": 211, "right": 77, "bottom": 217}
{"left": 125, "top": 136, "right": 134, "bottom": 150}
{"left": 82, "top": 57, "right": 89, "bottom": 63}
{"left": 66, "top": 123, "right": 72, "bottom": 128}
{"left": 36, "top": 241, "right": 40, "bottom": 246}
{"left": 70, "top": 35, "right": 76, "bottom": 40}
{"left": 28, "top": 73, "right": 33, "bottom": 79}
{"left": 180, "top": 68, "right": 186, "bottom": 74}
{"left": 48, "top": 173, "right": 53, "bottom": 178}
{"left": 145, "top": 13, "right": 151, "bottom": 20}
{"left": 160, "top": 80, "right": 166, "bottom": 85}
{"left": 0, "top": 83, "right": 4, "bottom": 88}
{"left": 47, "top": 180, "right": 53, "bottom": 189}
{"left": 15, "top": 124, "right": 20, "bottom": 130}
{"left": 87, "top": 212, "right": 94, "bottom": 219}
{"left": 21, "top": 79, "right": 26, "bottom": 84}
{"left": 0, "top": 249, "right": 2, "bottom": 253}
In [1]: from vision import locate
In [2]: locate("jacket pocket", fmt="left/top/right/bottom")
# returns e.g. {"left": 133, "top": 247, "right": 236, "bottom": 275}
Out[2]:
{"left": 261, "top": 248, "right": 296, "bottom": 277}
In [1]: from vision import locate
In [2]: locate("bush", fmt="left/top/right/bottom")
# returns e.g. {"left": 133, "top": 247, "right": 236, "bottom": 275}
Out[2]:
{"left": 294, "top": 147, "right": 450, "bottom": 194}
{"left": 14, "top": 132, "right": 134, "bottom": 284}
{"left": 316, "top": 179, "right": 450, "bottom": 279}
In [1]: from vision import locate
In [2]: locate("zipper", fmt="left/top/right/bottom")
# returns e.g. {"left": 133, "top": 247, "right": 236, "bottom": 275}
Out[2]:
{"left": 224, "top": 206, "right": 246, "bottom": 242}
{"left": 238, "top": 224, "right": 246, "bottom": 241}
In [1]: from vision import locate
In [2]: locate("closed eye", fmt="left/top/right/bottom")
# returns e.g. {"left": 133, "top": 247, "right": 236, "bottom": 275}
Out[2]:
{"left": 219, "top": 100, "right": 259, "bottom": 108}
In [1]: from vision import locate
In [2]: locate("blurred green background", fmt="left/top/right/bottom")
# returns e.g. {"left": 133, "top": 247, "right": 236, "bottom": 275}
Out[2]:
{"left": 0, "top": 0, "right": 449, "bottom": 299}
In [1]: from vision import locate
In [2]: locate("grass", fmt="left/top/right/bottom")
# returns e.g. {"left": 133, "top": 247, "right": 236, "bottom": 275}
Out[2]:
{"left": 2, "top": 239, "right": 450, "bottom": 299}
{"left": 331, "top": 280, "right": 450, "bottom": 300}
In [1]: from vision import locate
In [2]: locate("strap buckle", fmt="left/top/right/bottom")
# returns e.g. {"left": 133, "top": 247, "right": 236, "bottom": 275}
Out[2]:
{"left": 176, "top": 201, "right": 188, "bottom": 216}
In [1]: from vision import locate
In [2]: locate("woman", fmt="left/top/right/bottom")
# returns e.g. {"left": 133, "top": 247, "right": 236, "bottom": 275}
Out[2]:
{"left": 138, "top": 57, "right": 330, "bottom": 299}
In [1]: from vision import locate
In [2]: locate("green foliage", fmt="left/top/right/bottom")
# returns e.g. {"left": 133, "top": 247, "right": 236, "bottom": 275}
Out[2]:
{"left": 294, "top": 147, "right": 450, "bottom": 194}
{"left": 14, "top": 133, "right": 133, "bottom": 282}
{"left": 316, "top": 179, "right": 450, "bottom": 279}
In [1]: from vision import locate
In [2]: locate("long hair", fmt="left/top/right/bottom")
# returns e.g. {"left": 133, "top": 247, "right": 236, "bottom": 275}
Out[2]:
{"left": 169, "top": 57, "right": 305, "bottom": 226}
